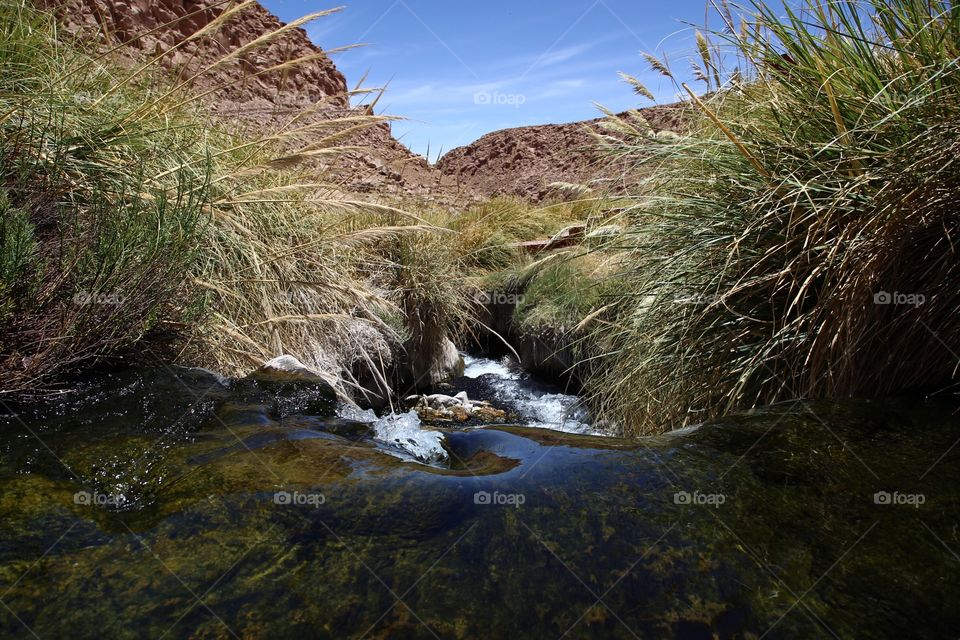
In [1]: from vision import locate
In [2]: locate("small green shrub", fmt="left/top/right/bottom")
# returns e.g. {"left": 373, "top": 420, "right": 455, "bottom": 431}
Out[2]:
{"left": 0, "top": 192, "right": 38, "bottom": 326}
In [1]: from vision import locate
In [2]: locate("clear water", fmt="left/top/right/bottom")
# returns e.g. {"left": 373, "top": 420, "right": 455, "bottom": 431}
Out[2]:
{"left": 1, "top": 366, "right": 959, "bottom": 639}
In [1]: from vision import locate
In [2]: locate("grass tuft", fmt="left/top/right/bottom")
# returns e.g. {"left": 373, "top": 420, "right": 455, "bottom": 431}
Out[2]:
{"left": 0, "top": 0, "right": 455, "bottom": 400}
{"left": 590, "top": 0, "right": 960, "bottom": 434}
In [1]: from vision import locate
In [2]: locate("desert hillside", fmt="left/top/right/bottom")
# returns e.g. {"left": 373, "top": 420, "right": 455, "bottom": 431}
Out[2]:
{"left": 46, "top": 0, "right": 686, "bottom": 203}
{"left": 437, "top": 104, "right": 683, "bottom": 200}
{"left": 42, "top": 0, "right": 469, "bottom": 198}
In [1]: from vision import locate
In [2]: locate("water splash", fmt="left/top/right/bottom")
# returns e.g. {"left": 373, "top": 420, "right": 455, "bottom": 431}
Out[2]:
{"left": 462, "top": 355, "right": 599, "bottom": 435}
{"left": 372, "top": 410, "right": 447, "bottom": 464}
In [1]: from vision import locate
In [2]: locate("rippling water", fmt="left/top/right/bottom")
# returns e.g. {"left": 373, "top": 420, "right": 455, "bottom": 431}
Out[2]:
{"left": 1, "top": 366, "right": 958, "bottom": 639}
{"left": 461, "top": 354, "right": 596, "bottom": 434}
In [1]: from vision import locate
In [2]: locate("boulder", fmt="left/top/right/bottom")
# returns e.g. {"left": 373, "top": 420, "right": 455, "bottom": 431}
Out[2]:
{"left": 406, "top": 390, "right": 507, "bottom": 424}
{"left": 232, "top": 355, "right": 337, "bottom": 419}
{"left": 427, "top": 338, "right": 465, "bottom": 385}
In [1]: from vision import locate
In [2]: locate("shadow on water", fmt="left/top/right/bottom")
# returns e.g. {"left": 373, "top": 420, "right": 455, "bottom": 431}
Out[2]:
{"left": 1, "top": 366, "right": 959, "bottom": 638}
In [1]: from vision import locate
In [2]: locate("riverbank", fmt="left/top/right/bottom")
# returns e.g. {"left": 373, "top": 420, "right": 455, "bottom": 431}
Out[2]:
{"left": 0, "top": 0, "right": 583, "bottom": 410}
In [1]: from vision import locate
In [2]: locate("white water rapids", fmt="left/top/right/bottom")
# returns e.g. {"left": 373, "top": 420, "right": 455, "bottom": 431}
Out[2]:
{"left": 338, "top": 353, "right": 600, "bottom": 463}
{"left": 461, "top": 355, "right": 597, "bottom": 435}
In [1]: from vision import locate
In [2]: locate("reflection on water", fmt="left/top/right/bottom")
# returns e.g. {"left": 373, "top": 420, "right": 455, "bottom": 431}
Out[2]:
{"left": 0, "top": 367, "right": 959, "bottom": 639}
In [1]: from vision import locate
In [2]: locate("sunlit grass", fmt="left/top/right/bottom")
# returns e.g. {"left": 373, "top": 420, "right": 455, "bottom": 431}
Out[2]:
{"left": 0, "top": 0, "right": 450, "bottom": 397}
{"left": 588, "top": 0, "right": 960, "bottom": 434}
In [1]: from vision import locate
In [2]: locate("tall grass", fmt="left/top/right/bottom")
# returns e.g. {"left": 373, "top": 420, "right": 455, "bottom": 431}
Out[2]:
{"left": 0, "top": 0, "right": 208, "bottom": 392}
{"left": 445, "top": 197, "right": 587, "bottom": 272}
{"left": 511, "top": 253, "right": 620, "bottom": 334}
{"left": 0, "top": 0, "right": 451, "bottom": 399}
{"left": 590, "top": 0, "right": 960, "bottom": 434}
{"left": 334, "top": 197, "right": 588, "bottom": 389}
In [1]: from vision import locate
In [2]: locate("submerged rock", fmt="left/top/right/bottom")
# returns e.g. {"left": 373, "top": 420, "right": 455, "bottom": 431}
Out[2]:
{"left": 372, "top": 410, "right": 447, "bottom": 464}
{"left": 232, "top": 354, "right": 338, "bottom": 419}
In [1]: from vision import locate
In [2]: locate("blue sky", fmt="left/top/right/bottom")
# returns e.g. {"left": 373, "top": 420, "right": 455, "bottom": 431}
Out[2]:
{"left": 260, "top": 0, "right": 717, "bottom": 160}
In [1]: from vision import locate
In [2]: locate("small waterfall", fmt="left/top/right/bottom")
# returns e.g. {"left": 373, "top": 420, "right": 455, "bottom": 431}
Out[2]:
{"left": 461, "top": 354, "right": 598, "bottom": 435}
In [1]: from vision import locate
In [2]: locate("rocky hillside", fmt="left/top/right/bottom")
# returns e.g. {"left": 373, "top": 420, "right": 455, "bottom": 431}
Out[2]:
{"left": 42, "top": 0, "right": 463, "bottom": 199}
{"left": 436, "top": 104, "right": 683, "bottom": 201}
{"left": 42, "top": 0, "right": 681, "bottom": 203}
{"left": 46, "top": 0, "right": 346, "bottom": 107}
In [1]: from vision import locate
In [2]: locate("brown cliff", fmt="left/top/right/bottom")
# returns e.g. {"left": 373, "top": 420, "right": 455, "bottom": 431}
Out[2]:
{"left": 42, "top": 0, "right": 462, "bottom": 198}
{"left": 42, "top": 0, "right": 683, "bottom": 203}
{"left": 436, "top": 104, "right": 684, "bottom": 201}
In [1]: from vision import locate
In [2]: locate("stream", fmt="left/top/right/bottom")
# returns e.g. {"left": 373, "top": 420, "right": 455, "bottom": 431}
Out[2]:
{"left": 459, "top": 354, "right": 595, "bottom": 434}
{"left": 1, "top": 358, "right": 959, "bottom": 638}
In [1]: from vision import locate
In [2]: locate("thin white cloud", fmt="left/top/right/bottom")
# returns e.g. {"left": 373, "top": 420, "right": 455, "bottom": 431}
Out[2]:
{"left": 535, "top": 78, "right": 587, "bottom": 99}
{"left": 530, "top": 42, "right": 595, "bottom": 69}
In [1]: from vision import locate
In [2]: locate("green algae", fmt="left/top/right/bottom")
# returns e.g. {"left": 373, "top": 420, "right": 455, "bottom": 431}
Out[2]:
{"left": 0, "top": 370, "right": 958, "bottom": 638}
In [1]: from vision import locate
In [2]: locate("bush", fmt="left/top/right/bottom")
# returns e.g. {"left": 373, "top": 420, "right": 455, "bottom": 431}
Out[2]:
{"left": 0, "top": 0, "right": 208, "bottom": 392}
{"left": 590, "top": 0, "right": 960, "bottom": 433}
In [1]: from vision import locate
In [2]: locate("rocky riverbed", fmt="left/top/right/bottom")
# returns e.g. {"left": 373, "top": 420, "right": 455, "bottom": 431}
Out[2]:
{"left": 1, "top": 362, "right": 959, "bottom": 638}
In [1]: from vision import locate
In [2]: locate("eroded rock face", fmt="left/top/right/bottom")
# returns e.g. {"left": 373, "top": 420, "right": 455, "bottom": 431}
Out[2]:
{"left": 436, "top": 104, "right": 685, "bottom": 201}
{"left": 42, "top": 0, "right": 348, "bottom": 108}
{"left": 41, "top": 0, "right": 472, "bottom": 200}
